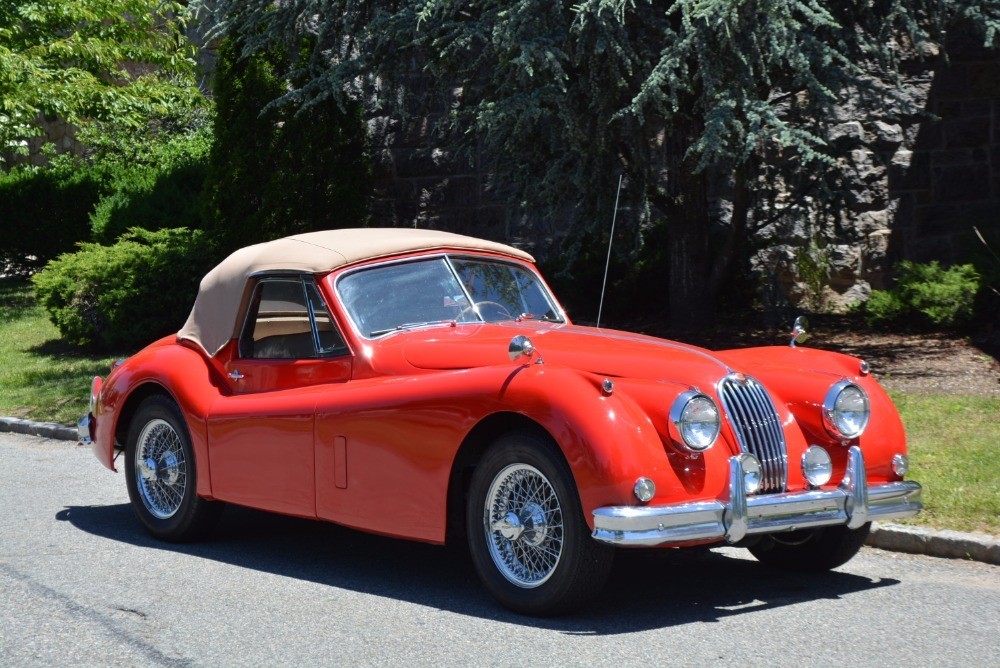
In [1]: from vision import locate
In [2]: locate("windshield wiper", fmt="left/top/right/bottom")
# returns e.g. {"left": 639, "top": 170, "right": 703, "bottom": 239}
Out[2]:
{"left": 369, "top": 319, "right": 457, "bottom": 337}
{"left": 517, "top": 313, "right": 562, "bottom": 322}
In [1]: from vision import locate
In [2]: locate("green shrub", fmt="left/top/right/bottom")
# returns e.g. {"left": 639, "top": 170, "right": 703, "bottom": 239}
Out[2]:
{"left": 0, "top": 157, "right": 110, "bottom": 272}
{"left": 32, "top": 228, "right": 216, "bottom": 350}
{"left": 89, "top": 126, "right": 213, "bottom": 243}
{"left": 203, "top": 37, "right": 370, "bottom": 253}
{"left": 865, "top": 261, "right": 981, "bottom": 329}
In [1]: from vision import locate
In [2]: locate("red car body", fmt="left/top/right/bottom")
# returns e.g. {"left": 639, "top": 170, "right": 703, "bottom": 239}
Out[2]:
{"left": 80, "top": 229, "right": 922, "bottom": 615}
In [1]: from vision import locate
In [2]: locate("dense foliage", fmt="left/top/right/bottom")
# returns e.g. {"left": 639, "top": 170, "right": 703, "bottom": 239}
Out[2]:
{"left": 1, "top": 110, "right": 213, "bottom": 271}
{"left": 90, "top": 125, "right": 213, "bottom": 243}
{"left": 0, "top": 0, "right": 202, "bottom": 162}
{"left": 864, "top": 261, "right": 981, "bottom": 329}
{"left": 0, "top": 157, "right": 110, "bottom": 271}
{"left": 32, "top": 228, "right": 216, "bottom": 350}
{"left": 203, "top": 37, "right": 370, "bottom": 253}
{"left": 204, "top": 0, "right": 1000, "bottom": 325}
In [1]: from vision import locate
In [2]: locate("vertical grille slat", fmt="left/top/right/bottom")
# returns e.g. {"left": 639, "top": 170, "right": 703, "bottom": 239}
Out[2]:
{"left": 744, "top": 382, "right": 781, "bottom": 489}
{"left": 749, "top": 381, "right": 788, "bottom": 490}
{"left": 728, "top": 385, "right": 770, "bottom": 489}
{"left": 718, "top": 375, "right": 787, "bottom": 493}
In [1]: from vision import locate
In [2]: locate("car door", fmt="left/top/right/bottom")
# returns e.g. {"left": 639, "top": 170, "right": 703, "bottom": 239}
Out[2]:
{"left": 207, "top": 275, "right": 352, "bottom": 517}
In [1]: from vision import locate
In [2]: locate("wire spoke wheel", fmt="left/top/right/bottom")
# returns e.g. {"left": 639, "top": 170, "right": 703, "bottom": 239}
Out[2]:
{"left": 483, "top": 463, "right": 564, "bottom": 588}
{"left": 134, "top": 418, "right": 187, "bottom": 520}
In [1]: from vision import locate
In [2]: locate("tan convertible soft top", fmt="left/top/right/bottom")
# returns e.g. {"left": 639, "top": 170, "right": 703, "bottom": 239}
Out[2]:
{"left": 177, "top": 228, "right": 535, "bottom": 356}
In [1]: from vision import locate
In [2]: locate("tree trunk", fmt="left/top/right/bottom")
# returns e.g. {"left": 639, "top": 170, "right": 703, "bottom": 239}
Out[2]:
{"left": 652, "top": 115, "right": 714, "bottom": 329}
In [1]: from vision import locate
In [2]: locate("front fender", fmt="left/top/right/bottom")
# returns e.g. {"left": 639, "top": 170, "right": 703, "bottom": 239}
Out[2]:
{"left": 717, "top": 346, "right": 907, "bottom": 484}
{"left": 494, "top": 365, "right": 737, "bottom": 525}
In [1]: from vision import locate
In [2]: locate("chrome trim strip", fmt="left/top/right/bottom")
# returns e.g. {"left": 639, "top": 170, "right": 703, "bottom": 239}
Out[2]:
{"left": 591, "top": 449, "right": 923, "bottom": 547}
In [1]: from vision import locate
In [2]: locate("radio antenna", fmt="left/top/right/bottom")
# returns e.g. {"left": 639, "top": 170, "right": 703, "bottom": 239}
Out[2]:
{"left": 596, "top": 173, "right": 623, "bottom": 329}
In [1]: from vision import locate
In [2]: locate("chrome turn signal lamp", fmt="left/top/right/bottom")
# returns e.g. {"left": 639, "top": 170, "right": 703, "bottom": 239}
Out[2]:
{"left": 669, "top": 391, "right": 721, "bottom": 452}
{"left": 802, "top": 445, "right": 833, "bottom": 487}
{"left": 737, "top": 453, "right": 763, "bottom": 494}
{"left": 892, "top": 453, "right": 910, "bottom": 477}
{"left": 822, "top": 380, "right": 870, "bottom": 441}
{"left": 633, "top": 477, "right": 656, "bottom": 503}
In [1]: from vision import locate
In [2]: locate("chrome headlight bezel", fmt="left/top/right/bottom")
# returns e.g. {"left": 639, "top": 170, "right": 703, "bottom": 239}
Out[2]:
{"left": 822, "top": 380, "right": 870, "bottom": 441}
{"left": 668, "top": 391, "right": 721, "bottom": 452}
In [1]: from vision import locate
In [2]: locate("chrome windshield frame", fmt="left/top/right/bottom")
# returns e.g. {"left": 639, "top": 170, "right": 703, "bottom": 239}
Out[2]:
{"left": 332, "top": 252, "right": 566, "bottom": 342}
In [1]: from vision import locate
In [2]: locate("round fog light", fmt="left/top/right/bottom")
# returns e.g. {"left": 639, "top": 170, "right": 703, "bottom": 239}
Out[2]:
{"left": 891, "top": 453, "right": 910, "bottom": 477}
{"left": 802, "top": 445, "right": 833, "bottom": 487}
{"left": 633, "top": 477, "right": 656, "bottom": 503}
{"left": 738, "top": 454, "right": 762, "bottom": 494}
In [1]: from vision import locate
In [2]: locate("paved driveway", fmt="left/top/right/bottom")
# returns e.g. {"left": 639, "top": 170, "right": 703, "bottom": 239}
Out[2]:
{"left": 2, "top": 432, "right": 997, "bottom": 666}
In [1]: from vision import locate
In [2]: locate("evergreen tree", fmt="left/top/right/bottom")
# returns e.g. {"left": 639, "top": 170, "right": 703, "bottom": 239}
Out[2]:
{"left": 203, "top": 37, "right": 371, "bottom": 252}
{"left": 204, "top": 0, "right": 1000, "bottom": 324}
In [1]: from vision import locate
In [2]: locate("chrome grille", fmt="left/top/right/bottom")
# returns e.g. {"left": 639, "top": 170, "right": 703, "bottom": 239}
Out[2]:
{"left": 718, "top": 375, "right": 787, "bottom": 493}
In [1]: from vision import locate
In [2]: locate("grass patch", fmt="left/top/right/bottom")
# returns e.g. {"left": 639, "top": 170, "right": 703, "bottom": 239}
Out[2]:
{"left": 892, "top": 393, "right": 1000, "bottom": 534}
{"left": 0, "top": 279, "right": 125, "bottom": 425}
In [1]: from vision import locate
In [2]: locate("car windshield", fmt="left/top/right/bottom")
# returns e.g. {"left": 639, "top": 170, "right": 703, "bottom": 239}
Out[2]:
{"left": 336, "top": 256, "right": 564, "bottom": 338}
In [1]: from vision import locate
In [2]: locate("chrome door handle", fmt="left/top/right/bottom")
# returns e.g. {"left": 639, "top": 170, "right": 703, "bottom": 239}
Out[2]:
{"left": 228, "top": 369, "right": 244, "bottom": 381}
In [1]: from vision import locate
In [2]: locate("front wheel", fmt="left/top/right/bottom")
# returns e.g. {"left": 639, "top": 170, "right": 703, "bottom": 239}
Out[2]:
{"left": 466, "top": 431, "right": 614, "bottom": 616}
{"left": 125, "top": 395, "right": 222, "bottom": 542}
{"left": 747, "top": 523, "right": 871, "bottom": 571}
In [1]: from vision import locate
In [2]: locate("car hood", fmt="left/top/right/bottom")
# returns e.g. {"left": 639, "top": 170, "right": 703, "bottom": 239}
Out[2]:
{"left": 399, "top": 322, "right": 732, "bottom": 382}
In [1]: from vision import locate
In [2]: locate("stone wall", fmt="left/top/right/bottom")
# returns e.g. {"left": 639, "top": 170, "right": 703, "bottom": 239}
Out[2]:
{"left": 754, "top": 34, "right": 1000, "bottom": 311}
{"left": 1, "top": 115, "right": 83, "bottom": 168}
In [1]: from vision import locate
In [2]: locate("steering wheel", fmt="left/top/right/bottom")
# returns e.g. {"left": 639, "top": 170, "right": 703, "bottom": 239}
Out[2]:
{"left": 460, "top": 300, "right": 513, "bottom": 322}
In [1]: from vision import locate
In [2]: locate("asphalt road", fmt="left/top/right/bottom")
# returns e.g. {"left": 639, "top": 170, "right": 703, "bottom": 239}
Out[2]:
{"left": 2, "top": 432, "right": 998, "bottom": 667}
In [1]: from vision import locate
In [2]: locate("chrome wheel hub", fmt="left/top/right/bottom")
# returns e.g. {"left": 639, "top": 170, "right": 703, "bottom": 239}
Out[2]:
{"left": 134, "top": 419, "right": 186, "bottom": 520}
{"left": 483, "top": 463, "right": 564, "bottom": 588}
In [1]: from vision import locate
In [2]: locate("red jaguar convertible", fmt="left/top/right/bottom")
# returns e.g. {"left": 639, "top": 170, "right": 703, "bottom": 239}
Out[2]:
{"left": 79, "top": 228, "right": 922, "bottom": 615}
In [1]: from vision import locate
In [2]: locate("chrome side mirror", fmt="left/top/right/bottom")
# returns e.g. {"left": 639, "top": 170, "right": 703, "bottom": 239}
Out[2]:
{"left": 508, "top": 335, "right": 536, "bottom": 362}
{"left": 790, "top": 315, "right": 810, "bottom": 348}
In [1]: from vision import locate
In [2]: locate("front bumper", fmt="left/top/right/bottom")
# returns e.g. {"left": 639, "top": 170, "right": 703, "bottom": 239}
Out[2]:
{"left": 592, "top": 446, "right": 922, "bottom": 547}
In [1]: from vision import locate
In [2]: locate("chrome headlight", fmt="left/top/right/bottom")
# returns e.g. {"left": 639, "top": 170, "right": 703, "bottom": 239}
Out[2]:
{"left": 822, "top": 381, "right": 870, "bottom": 440}
{"left": 669, "top": 391, "right": 720, "bottom": 451}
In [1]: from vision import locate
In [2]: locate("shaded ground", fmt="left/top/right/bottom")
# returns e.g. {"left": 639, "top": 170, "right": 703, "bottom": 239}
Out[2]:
{"left": 819, "top": 330, "right": 1000, "bottom": 396}
{"left": 643, "top": 317, "right": 1000, "bottom": 397}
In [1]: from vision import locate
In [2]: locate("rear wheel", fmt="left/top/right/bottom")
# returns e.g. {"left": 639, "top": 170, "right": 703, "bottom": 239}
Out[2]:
{"left": 748, "top": 523, "right": 871, "bottom": 571}
{"left": 466, "top": 430, "right": 614, "bottom": 616}
{"left": 125, "top": 395, "right": 222, "bottom": 542}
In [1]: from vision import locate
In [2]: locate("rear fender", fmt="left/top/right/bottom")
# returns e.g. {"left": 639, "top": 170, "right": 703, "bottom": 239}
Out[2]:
{"left": 96, "top": 338, "right": 224, "bottom": 497}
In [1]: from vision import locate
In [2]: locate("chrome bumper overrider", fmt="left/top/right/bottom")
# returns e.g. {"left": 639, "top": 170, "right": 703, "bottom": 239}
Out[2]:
{"left": 592, "top": 446, "right": 922, "bottom": 547}
{"left": 77, "top": 413, "right": 93, "bottom": 445}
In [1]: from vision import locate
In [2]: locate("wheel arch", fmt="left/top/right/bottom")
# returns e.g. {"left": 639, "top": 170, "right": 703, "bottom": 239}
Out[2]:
{"left": 445, "top": 412, "right": 558, "bottom": 545}
{"left": 113, "top": 381, "right": 176, "bottom": 455}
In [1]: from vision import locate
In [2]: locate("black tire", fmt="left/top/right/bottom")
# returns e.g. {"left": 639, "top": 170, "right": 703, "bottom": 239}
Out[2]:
{"left": 747, "top": 523, "right": 871, "bottom": 572}
{"left": 466, "top": 430, "right": 614, "bottom": 616}
{"left": 124, "top": 395, "right": 222, "bottom": 542}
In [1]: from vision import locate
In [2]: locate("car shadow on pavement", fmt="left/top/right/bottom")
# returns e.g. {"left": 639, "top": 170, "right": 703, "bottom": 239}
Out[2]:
{"left": 57, "top": 502, "right": 900, "bottom": 635}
